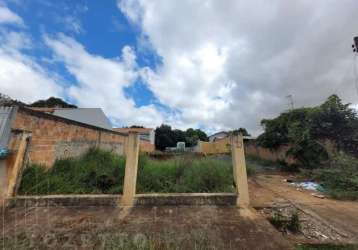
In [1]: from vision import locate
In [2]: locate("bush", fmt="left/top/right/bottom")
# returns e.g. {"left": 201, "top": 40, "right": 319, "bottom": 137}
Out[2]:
{"left": 269, "top": 210, "right": 301, "bottom": 233}
{"left": 302, "top": 154, "right": 358, "bottom": 200}
{"left": 288, "top": 212, "right": 300, "bottom": 233}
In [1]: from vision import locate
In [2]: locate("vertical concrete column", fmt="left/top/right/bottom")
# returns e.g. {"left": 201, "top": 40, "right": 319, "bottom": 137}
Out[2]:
{"left": 0, "top": 160, "right": 7, "bottom": 203}
{"left": 231, "top": 134, "right": 250, "bottom": 208}
{"left": 121, "top": 132, "right": 140, "bottom": 206}
{"left": 7, "top": 132, "right": 31, "bottom": 197}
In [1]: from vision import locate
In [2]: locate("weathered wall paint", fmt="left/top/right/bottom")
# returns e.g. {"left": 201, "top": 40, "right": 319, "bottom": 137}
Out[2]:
{"left": 11, "top": 107, "right": 128, "bottom": 168}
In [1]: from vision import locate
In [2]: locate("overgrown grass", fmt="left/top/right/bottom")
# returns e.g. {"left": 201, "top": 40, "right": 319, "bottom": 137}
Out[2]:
{"left": 245, "top": 155, "right": 299, "bottom": 173}
{"left": 18, "top": 148, "right": 126, "bottom": 195}
{"left": 19, "top": 149, "right": 255, "bottom": 195}
{"left": 137, "top": 155, "right": 236, "bottom": 193}
{"left": 301, "top": 154, "right": 358, "bottom": 201}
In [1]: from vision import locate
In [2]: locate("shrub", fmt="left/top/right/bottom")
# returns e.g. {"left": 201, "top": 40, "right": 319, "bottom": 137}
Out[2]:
{"left": 302, "top": 154, "right": 358, "bottom": 200}
{"left": 288, "top": 212, "right": 300, "bottom": 233}
{"left": 269, "top": 210, "right": 301, "bottom": 233}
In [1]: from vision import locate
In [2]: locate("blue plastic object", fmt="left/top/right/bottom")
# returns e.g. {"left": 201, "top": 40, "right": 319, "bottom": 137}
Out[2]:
{"left": 0, "top": 147, "right": 9, "bottom": 159}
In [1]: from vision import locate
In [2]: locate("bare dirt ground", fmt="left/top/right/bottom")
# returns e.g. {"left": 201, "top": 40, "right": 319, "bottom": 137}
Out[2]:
{"left": 1, "top": 205, "right": 293, "bottom": 249}
{"left": 249, "top": 173, "right": 358, "bottom": 244}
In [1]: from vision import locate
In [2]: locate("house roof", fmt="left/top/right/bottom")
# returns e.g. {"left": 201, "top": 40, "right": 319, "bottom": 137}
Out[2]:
{"left": 27, "top": 107, "right": 57, "bottom": 113}
{"left": 52, "top": 108, "right": 112, "bottom": 130}
{"left": 113, "top": 127, "right": 153, "bottom": 133}
{"left": 27, "top": 107, "right": 113, "bottom": 130}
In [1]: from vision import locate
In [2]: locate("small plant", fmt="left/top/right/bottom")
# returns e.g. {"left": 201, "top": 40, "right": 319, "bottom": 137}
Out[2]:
{"left": 288, "top": 211, "right": 300, "bottom": 233}
{"left": 269, "top": 210, "right": 301, "bottom": 234}
{"left": 269, "top": 210, "right": 287, "bottom": 232}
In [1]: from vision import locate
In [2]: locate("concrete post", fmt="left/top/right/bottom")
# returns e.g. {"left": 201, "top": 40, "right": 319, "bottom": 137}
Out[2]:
{"left": 231, "top": 134, "right": 250, "bottom": 208}
{"left": 0, "top": 160, "right": 7, "bottom": 204}
{"left": 7, "top": 132, "right": 31, "bottom": 197}
{"left": 121, "top": 132, "right": 140, "bottom": 207}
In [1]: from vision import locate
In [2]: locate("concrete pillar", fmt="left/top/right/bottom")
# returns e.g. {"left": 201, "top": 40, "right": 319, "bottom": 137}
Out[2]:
{"left": 7, "top": 133, "right": 31, "bottom": 197}
{"left": 231, "top": 134, "right": 250, "bottom": 208}
{"left": 120, "top": 132, "right": 140, "bottom": 206}
{"left": 0, "top": 160, "right": 7, "bottom": 203}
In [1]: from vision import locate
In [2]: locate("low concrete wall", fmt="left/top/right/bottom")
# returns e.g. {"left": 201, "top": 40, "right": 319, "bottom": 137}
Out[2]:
{"left": 8, "top": 193, "right": 237, "bottom": 207}
{"left": 134, "top": 193, "right": 237, "bottom": 206}
{"left": 8, "top": 194, "right": 120, "bottom": 207}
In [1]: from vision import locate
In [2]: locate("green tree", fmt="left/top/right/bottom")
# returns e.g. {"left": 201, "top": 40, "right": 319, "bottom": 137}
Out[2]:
{"left": 155, "top": 124, "right": 175, "bottom": 150}
{"left": 257, "top": 94, "right": 358, "bottom": 166}
{"left": 185, "top": 128, "right": 209, "bottom": 147}
{"left": 30, "top": 97, "right": 77, "bottom": 108}
{"left": 154, "top": 125, "right": 209, "bottom": 150}
{"left": 231, "top": 128, "right": 251, "bottom": 136}
{"left": 310, "top": 95, "right": 358, "bottom": 155}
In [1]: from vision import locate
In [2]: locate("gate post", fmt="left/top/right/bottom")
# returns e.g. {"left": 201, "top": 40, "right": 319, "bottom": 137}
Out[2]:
{"left": 6, "top": 132, "right": 31, "bottom": 198}
{"left": 121, "top": 132, "right": 140, "bottom": 207}
{"left": 231, "top": 134, "right": 250, "bottom": 208}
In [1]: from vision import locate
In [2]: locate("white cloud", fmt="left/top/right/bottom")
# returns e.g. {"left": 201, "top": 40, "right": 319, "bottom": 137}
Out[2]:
{"left": 0, "top": 7, "right": 62, "bottom": 103}
{"left": 119, "top": 0, "right": 358, "bottom": 134}
{"left": 62, "top": 16, "right": 83, "bottom": 34}
{"left": 44, "top": 34, "right": 165, "bottom": 127}
{"left": 0, "top": 5, "right": 23, "bottom": 26}
{"left": 0, "top": 30, "right": 32, "bottom": 50}
{"left": 0, "top": 50, "right": 63, "bottom": 102}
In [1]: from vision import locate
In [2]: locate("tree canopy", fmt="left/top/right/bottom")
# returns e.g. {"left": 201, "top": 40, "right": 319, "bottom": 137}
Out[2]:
{"left": 230, "top": 128, "right": 250, "bottom": 136}
{"left": 30, "top": 97, "right": 77, "bottom": 108}
{"left": 257, "top": 95, "right": 358, "bottom": 166}
{"left": 155, "top": 124, "right": 209, "bottom": 150}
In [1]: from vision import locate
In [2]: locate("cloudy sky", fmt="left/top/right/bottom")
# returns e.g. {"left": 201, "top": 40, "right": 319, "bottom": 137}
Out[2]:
{"left": 0, "top": 0, "right": 357, "bottom": 135}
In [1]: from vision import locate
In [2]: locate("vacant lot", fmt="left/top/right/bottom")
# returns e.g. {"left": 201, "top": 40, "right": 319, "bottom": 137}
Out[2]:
{"left": 19, "top": 149, "right": 257, "bottom": 195}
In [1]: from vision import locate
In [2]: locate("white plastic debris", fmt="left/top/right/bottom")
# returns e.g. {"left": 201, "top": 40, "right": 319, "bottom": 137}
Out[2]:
{"left": 290, "top": 181, "right": 322, "bottom": 191}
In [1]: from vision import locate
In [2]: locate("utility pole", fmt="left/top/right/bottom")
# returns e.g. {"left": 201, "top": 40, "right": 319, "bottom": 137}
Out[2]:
{"left": 286, "top": 94, "right": 294, "bottom": 110}
{"left": 352, "top": 36, "right": 358, "bottom": 96}
{"left": 352, "top": 36, "right": 358, "bottom": 53}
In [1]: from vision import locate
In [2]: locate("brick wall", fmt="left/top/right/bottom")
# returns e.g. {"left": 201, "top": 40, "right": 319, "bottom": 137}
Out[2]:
{"left": 244, "top": 141, "right": 297, "bottom": 164}
{"left": 198, "top": 137, "right": 231, "bottom": 154}
{"left": 10, "top": 107, "right": 128, "bottom": 168}
{"left": 139, "top": 140, "right": 155, "bottom": 153}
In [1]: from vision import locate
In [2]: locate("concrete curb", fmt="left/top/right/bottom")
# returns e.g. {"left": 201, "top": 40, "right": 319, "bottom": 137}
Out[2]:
{"left": 7, "top": 193, "right": 237, "bottom": 207}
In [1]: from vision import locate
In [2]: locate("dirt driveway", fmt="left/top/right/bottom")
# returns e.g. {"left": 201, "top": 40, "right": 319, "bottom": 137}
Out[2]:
{"left": 249, "top": 173, "right": 358, "bottom": 244}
